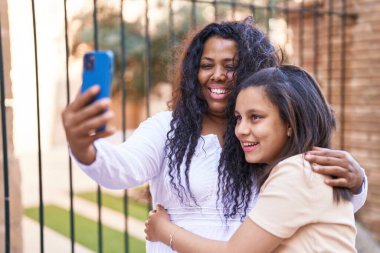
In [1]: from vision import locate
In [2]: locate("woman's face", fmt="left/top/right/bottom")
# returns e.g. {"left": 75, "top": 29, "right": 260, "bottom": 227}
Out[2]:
{"left": 198, "top": 36, "right": 237, "bottom": 117}
{"left": 234, "top": 86, "right": 290, "bottom": 165}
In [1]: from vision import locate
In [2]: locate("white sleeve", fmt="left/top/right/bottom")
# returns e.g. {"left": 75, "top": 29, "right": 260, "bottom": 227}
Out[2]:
{"left": 351, "top": 167, "right": 368, "bottom": 213}
{"left": 72, "top": 111, "right": 172, "bottom": 189}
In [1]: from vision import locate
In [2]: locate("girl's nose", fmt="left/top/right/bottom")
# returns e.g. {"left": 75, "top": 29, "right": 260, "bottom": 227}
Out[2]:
{"left": 235, "top": 119, "right": 250, "bottom": 137}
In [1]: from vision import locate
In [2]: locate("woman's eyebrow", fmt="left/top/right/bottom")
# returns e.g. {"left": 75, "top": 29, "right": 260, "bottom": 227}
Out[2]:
{"left": 200, "top": 56, "right": 235, "bottom": 61}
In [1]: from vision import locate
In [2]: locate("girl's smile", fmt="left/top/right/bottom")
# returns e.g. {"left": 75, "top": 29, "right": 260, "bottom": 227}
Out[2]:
{"left": 234, "top": 86, "right": 290, "bottom": 165}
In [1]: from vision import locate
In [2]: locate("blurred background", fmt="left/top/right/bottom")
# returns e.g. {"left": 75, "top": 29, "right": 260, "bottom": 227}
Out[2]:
{"left": 0, "top": 0, "right": 379, "bottom": 252}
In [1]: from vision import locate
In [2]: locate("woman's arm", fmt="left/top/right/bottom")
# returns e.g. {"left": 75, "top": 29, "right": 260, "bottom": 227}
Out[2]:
{"left": 304, "top": 147, "right": 364, "bottom": 193}
{"left": 70, "top": 110, "right": 172, "bottom": 189}
{"left": 145, "top": 205, "right": 282, "bottom": 253}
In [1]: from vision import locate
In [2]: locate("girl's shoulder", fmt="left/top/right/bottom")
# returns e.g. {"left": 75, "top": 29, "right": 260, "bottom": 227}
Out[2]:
{"left": 269, "top": 154, "right": 327, "bottom": 190}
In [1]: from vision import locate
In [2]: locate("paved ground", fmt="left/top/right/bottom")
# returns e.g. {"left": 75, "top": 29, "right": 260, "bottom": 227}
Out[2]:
{"left": 20, "top": 143, "right": 145, "bottom": 252}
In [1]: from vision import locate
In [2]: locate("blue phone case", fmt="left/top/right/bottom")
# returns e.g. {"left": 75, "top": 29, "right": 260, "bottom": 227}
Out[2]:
{"left": 81, "top": 50, "right": 114, "bottom": 131}
{"left": 81, "top": 50, "right": 114, "bottom": 101}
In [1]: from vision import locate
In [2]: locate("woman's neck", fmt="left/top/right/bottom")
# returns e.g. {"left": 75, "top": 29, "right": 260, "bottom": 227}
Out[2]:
{"left": 201, "top": 113, "right": 228, "bottom": 146}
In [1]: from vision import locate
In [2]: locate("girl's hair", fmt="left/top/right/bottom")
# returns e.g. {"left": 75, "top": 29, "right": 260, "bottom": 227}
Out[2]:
{"left": 165, "top": 17, "right": 277, "bottom": 203}
{"left": 219, "top": 65, "right": 352, "bottom": 220}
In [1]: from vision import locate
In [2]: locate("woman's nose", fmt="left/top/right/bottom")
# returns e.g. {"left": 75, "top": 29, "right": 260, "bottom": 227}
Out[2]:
{"left": 211, "top": 67, "right": 226, "bottom": 82}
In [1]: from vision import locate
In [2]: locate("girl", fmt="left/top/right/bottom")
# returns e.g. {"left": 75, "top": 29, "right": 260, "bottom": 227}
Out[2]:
{"left": 145, "top": 65, "right": 357, "bottom": 252}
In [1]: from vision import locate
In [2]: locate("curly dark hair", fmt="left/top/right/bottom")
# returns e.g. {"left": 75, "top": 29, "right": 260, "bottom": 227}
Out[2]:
{"left": 220, "top": 65, "right": 352, "bottom": 220}
{"left": 165, "top": 17, "right": 277, "bottom": 207}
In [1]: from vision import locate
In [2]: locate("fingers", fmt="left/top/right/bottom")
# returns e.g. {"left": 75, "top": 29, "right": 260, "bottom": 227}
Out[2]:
{"left": 144, "top": 226, "right": 151, "bottom": 241}
{"left": 148, "top": 209, "right": 157, "bottom": 217}
{"left": 312, "top": 165, "right": 355, "bottom": 188}
{"left": 323, "top": 177, "right": 349, "bottom": 188}
{"left": 309, "top": 148, "right": 343, "bottom": 158}
{"left": 75, "top": 110, "right": 114, "bottom": 138}
{"left": 305, "top": 153, "right": 344, "bottom": 167}
{"left": 312, "top": 165, "right": 347, "bottom": 178}
{"left": 70, "top": 85, "right": 100, "bottom": 112}
{"left": 64, "top": 99, "right": 112, "bottom": 131}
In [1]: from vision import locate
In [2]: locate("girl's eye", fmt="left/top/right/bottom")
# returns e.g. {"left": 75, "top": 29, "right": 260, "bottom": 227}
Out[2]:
{"left": 234, "top": 114, "right": 242, "bottom": 121}
{"left": 251, "top": 114, "right": 261, "bottom": 121}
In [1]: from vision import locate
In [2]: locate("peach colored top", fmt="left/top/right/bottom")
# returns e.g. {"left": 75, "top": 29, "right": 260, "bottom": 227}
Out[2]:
{"left": 249, "top": 154, "right": 356, "bottom": 253}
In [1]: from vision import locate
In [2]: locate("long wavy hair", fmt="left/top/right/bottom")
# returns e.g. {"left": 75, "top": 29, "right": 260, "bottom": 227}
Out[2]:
{"left": 165, "top": 17, "right": 277, "bottom": 204}
{"left": 220, "top": 65, "right": 352, "bottom": 220}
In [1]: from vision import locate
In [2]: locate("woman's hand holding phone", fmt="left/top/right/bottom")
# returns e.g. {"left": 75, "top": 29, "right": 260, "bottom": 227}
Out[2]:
{"left": 61, "top": 51, "right": 115, "bottom": 164}
{"left": 62, "top": 85, "right": 115, "bottom": 164}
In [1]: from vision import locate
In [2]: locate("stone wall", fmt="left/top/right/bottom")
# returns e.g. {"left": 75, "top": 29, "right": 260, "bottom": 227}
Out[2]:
{"left": 286, "top": 0, "right": 380, "bottom": 242}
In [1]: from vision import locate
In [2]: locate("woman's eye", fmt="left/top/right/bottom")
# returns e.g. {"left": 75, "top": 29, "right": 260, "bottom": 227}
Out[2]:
{"left": 200, "top": 64, "right": 212, "bottom": 69}
{"left": 225, "top": 65, "right": 236, "bottom": 71}
{"left": 234, "top": 115, "right": 242, "bottom": 121}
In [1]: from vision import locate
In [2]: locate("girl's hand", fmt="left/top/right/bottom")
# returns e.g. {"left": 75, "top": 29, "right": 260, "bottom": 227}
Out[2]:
{"left": 145, "top": 204, "right": 172, "bottom": 242}
{"left": 305, "top": 147, "right": 364, "bottom": 194}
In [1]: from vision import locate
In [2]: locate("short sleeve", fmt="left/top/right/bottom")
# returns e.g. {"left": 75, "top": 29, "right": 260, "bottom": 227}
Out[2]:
{"left": 248, "top": 156, "right": 329, "bottom": 238}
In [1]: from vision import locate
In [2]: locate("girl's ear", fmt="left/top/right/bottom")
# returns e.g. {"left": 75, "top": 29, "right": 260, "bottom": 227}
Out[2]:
{"left": 287, "top": 127, "right": 292, "bottom": 137}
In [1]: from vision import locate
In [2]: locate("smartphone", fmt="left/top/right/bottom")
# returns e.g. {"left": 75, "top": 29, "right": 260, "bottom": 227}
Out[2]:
{"left": 81, "top": 50, "right": 114, "bottom": 131}
{"left": 81, "top": 50, "right": 114, "bottom": 99}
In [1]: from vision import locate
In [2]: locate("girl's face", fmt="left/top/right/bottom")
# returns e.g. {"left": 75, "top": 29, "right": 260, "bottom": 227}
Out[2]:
{"left": 234, "top": 86, "right": 290, "bottom": 165}
{"left": 198, "top": 36, "right": 237, "bottom": 117}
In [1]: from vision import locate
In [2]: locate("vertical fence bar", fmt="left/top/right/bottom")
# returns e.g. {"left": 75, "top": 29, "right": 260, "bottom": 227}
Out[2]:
{"left": 92, "top": 1, "right": 103, "bottom": 252}
{"left": 144, "top": 0, "right": 153, "bottom": 212}
{"left": 231, "top": 0, "right": 236, "bottom": 20}
{"left": 119, "top": 0, "right": 129, "bottom": 252}
{"left": 213, "top": 0, "right": 218, "bottom": 21}
{"left": 299, "top": 0, "right": 305, "bottom": 66}
{"left": 313, "top": 0, "right": 319, "bottom": 79}
{"left": 30, "top": 1, "right": 45, "bottom": 252}
{"left": 327, "top": 0, "right": 333, "bottom": 103}
{"left": 0, "top": 12, "right": 11, "bottom": 253}
{"left": 144, "top": 0, "right": 152, "bottom": 118}
{"left": 191, "top": 0, "right": 197, "bottom": 28}
{"left": 169, "top": 0, "right": 175, "bottom": 50}
{"left": 250, "top": 4, "right": 256, "bottom": 22}
{"left": 284, "top": 0, "right": 290, "bottom": 30}
{"left": 266, "top": 0, "right": 273, "bottom": 36}
{"left": 339, "top": 0, "right": 347, "bottom": 149}
{"left": 284, "top": 0, "right": 290, "bottom": 61}
{"left": 63, "top": 1, "right": 75, "bottom": 252}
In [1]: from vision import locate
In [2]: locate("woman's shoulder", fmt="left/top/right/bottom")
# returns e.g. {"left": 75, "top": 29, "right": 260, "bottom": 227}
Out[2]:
{"left": 150, "top": 111, "right": 173, "bottom": 121}
{"left": 140, "top": 111, "right": 173, "bottom": 128}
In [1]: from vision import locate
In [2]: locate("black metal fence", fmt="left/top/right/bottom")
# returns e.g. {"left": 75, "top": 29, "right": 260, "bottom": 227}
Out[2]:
{"left": 1, "top": 0, "right": 353, "bottom": 252}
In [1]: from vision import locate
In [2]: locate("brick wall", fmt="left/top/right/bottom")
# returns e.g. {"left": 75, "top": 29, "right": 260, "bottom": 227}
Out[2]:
{"left": 287, "top": 0, "right": 380, "bottom": 242}
{"left": 0, "top": 0, "right": 23, "bottom": 252}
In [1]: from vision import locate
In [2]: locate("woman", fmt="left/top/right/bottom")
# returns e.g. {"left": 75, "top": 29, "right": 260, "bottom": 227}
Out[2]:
{"left": 145, "top": 65, "right": 357, "bottom": 252}
{"left": 62, "top": 18, "right": 365, "bottom": 252}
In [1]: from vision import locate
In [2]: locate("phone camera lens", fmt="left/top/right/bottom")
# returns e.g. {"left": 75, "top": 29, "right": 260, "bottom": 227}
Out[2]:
{"left": 84, "top": 54, "right": 95, "bottom": 71}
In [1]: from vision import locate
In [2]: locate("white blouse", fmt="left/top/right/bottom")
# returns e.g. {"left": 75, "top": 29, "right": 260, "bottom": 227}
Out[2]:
{"left": 75, "top": 111, "right": 367, "bottom": 253}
